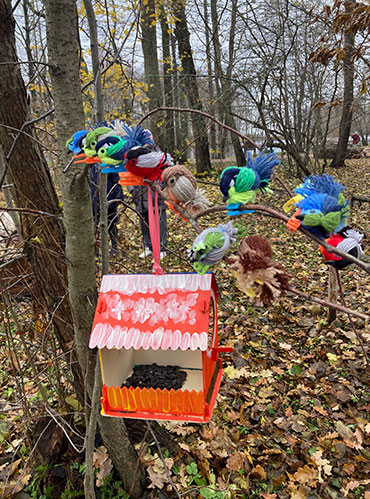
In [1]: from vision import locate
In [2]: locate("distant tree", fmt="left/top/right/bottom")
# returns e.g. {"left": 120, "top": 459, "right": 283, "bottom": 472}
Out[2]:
{"left": 310, "top": 0, "right": 370, "bottom": 167}
{"left": 140, "top": 0, "right": 165, "bottom": 148}
{"left": 210, "top": 0, "right": 245, "bottom": 166}
{"left": 172, "top": 0, "right": 212, "bottom": 172}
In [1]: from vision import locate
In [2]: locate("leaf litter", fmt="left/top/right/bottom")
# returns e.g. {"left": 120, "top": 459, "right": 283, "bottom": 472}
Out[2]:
{"left": 1, "top": 160, "right": 369, "bottom": 498}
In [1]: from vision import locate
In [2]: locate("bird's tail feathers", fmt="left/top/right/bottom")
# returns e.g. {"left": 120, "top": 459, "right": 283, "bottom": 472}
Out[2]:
{"left": 247, "top": 152, "right": 279, "bottom": 187}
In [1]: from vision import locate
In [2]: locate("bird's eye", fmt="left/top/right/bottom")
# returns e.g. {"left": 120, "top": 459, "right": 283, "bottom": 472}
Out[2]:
{"left": 99, "top": 148, "right": 106, "bottom": 155}
{"left": 169, "top": 178, "right": 175, "bottom": 184}
{"left": 91, "top": 141, "right": 96, "bottom": 147}
{"left": 309, "top": 209, "right": 315, "bottom": 213}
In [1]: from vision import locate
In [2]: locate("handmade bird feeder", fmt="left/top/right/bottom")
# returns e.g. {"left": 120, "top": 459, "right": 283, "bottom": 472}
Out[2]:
{"left": 89, "top": 272, "right": 232, "bottom": 422}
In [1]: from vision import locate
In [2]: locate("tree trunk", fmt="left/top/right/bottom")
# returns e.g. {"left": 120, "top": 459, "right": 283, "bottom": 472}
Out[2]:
{"left": 210, "top": 0, "right": 245, "bottom": 166}
{"left": 203, "top": 0, "right": 216, "bottom": 158}
{"left": 171, "top": 34, "right": 188, "bottom": 163}
{"left": 173, "top": 0, "right": 211, "bottom": 173}
{"left": 0, "top": 0, "right": 85, "bottom": 403}
{"left": 140, "top": 0, "right": 165, "bottom": 148}
{"left": 333, "top": 19, "right": 355, "bottom": 167}
{"left": 160, "top": 12, "right": 175, "bottom": 153}
{"left": 43, "top": 1, "right": 146, "bottom": 495}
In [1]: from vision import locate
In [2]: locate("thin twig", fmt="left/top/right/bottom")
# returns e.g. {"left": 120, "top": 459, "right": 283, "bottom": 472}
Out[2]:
{"left": 138, "top": 106, "right": 260, "bottom": 150}
{"left": 146, "top": 421, "right": 182, "bottom": 499}
{"left": 44, "top": 406, "right": 85, "bottom": 453}
{"left": 137, "top": 106, "right": 293, "bottom": 197}
{"left": 335, "top": 268, "right": 369, "bottom": 366}
{"left": 0, "top": 206, "right": 62, "bottom": 220}
{"left": 0, "top": 60, "right": 53, "bottom": 67}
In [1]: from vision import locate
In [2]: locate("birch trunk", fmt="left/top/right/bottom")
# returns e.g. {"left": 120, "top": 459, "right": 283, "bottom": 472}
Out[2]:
{"left": 43, "top": 2, "right": 146, "bottom": 494}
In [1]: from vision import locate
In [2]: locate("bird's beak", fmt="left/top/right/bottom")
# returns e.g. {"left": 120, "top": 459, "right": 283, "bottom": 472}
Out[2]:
{"left": 222, "top": 195, "right": 228, "bottom": 203}
{"left": 296, "top": 214, "right": 304, "bottom": 221}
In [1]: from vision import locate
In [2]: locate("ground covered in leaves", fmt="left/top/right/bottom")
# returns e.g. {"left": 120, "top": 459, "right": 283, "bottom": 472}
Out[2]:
{"left": 0, "top": 159, "right": 369, "bottom": 498}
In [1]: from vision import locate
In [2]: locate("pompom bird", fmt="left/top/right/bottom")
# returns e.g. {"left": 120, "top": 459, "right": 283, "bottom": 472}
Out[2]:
{"left": 220, "top": 152, "right": 280, "bottom": 215}
{"left": 83, "top": 127, "right": 113, "bottom": 157}
{"left": 188, "top": 221, "right": 238, "bottom": 274}
{"left": 229, "top": 235, "right": 290, "bottom": 306}
{"left": 286, "top": 174, "right": 349, "bottom": 239}
{"left": 319, "top": 227, "right": 363, "bottom": 269}
{"left": 66, "top": 130, "right": 89, "bottom": 155}
{"left": 122, "top": 146, "right": 173, "bottom": 181}
{"left": 161, "top": 165, "right": 212, "bottom": 215}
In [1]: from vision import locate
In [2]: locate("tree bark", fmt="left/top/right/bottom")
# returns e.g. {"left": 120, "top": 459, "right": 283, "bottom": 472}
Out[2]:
{"left": 171, "top": 34, "right": 188, "bottom": 163}
{"left": 43, "top": 1, "right": 146, "bottom": 494}
{"left": 0, "top": 0, "right": 84, "bottom": 402}
{"left": 173, "top": 0, "right": 211, "bottom": 173}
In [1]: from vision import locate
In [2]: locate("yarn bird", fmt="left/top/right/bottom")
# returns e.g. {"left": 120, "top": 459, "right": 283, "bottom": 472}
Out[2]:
{"left": 319, "top": 227, "right": 363, "bottom": 269}
{"left": 220, "top": 152, "right": 280, "bottom": 215}
{"left": 161, "top": 165, "right": 212, "bottom": 215}
{"left": 122, "top": 146, "right": 173, "bottom": 181}
{"left": 83, "top": 127, "right": 113, "bottom": 158}
{"left": 66, "top": 130, "right": 89, "bottom": 155}
{"left": 286, "top": 175, "right": 350, "bottom": 238}
{"left": 188, "top": 221, "right": 238, "bottom": 274}
{"left": 229, "top": 235, "right": 290, "bottom": 306}
{"left": 97, "top": 125, "right": 154, "bottom": 166}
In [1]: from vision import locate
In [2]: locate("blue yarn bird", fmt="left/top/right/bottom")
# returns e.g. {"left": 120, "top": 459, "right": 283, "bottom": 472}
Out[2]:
{"left": 97, "top": 125, "right": 154, "bottom": 173}
{"left": 286, "top": 174, "right": 349, "bottom": 239}
{"left": 66, "top": 130, "right": 89, "bottom": 155}
{"left": 220, "top": 152, "right": 279, "bottom": 215}
{"left": 295, "top": 192, "right": 349, "bottom": 238}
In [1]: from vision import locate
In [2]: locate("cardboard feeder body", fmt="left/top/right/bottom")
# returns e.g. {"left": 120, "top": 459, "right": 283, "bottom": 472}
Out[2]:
{"left": 89, "top": 273, "right": 231, "bottom": 422}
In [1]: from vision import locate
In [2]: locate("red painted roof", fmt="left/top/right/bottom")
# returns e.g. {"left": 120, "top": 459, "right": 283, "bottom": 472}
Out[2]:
{"left": 89, "top": 273, "right": 218, "bottom": 351}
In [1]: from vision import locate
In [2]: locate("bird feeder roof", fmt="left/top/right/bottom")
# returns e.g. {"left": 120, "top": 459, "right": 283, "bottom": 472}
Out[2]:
{"left": 89, "top": 273, "right": 219, "bottom": 352}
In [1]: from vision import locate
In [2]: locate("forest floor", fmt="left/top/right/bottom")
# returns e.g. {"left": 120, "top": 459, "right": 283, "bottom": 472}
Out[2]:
{"left": 0, "top": 159, "right": 369, "bottom": 498}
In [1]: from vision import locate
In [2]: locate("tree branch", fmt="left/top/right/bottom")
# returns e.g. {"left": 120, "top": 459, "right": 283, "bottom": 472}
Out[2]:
{"left": 288, "top": 286, "right": 369, "bottom": 321}
{"left": 194, "top": 203, "right": 370, "bottom": 274}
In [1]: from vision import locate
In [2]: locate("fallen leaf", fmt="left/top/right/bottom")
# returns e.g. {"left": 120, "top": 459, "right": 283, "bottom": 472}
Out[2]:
{"left": 226, "top": 451, "right": 247, "bottom": 471}
{"left": 337, "top": 422, "right": 363, "bottom": 449}
{"left": 311, "top": 449, "right": 332, "bottom": 482}
{"left": 250, "top": 464, "right": 266, "bottom": 480}
{"left": 313, "top": 406, "right": 328, "bottom": 416}
{"left": 93, "top": 446, "right": 113, "bottom": 487}
{"left": 147, "top": 465, "right": 168, "bottom": 489}
{"left": 337, "top": 421, "right": 353, "bottom": 440}
{"left": 279, "top": 342, "right": 292, "bottom": 351}
{"left": 293, "top": 465, "right": 318, "bottom": 486}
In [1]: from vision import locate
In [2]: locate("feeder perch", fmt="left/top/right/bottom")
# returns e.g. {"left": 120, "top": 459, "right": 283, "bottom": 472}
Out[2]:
{"left": 89, "top": 273, "right": 232, "bottom": 422}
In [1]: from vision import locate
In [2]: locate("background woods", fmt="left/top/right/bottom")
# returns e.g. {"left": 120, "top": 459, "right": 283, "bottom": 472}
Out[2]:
{"left": 0, "top": 0, "right": 369, "bottom": 498}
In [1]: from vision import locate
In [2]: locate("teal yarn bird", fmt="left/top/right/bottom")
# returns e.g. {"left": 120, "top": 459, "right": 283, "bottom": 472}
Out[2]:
{"left": 219, "top": 152, "right": 279, "bottom": 215}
